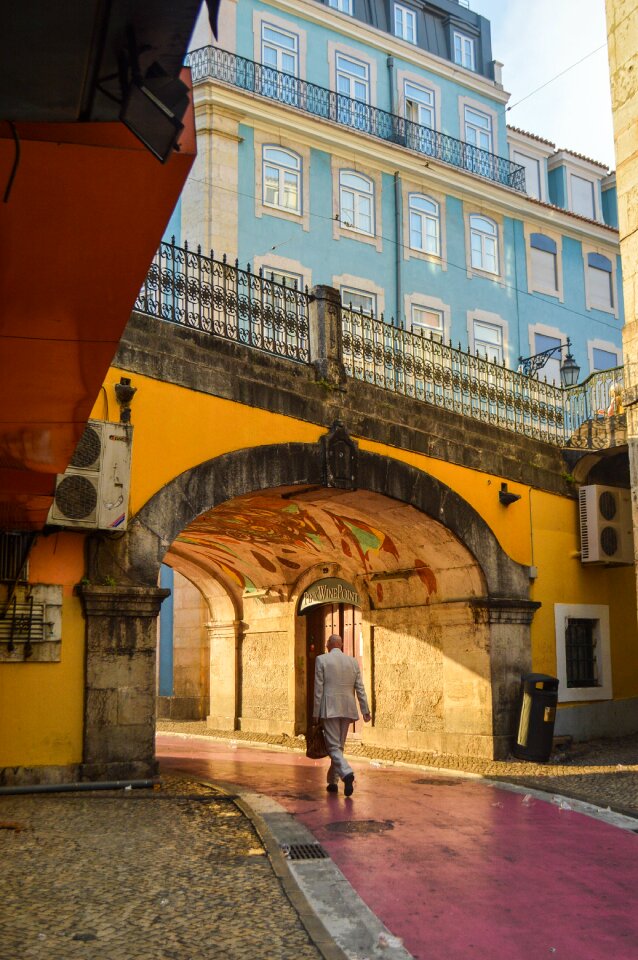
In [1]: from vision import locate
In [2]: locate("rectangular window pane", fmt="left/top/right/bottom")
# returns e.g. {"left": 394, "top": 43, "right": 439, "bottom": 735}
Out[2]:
{"left": 513, "top": 151, "right": 541, "bottom": 199}
{"left": 474, "top": 320, "right": 502, "bottom": 363}
{"left": 531, "top": 247, "right": 558, "bottom": 291}
{"left": 592, "top": 347, "right": 618, "bottom": 371}
{"left": 589, "top": 266, "right": 613, "bottom": 308}
{"left": 571, "top": 175, "right": 595, "bottom": 219}
{"left": 534, "top": 333, "right": 561, "bottom": 384}
{"left": 411, "top": 306, "right": 443, "bottom": 340}
{"left": 342, "top": 288, "right": 375, "bottom": 315}
{"left": 566, "top": 618, "right": 598, "bottom": 687}
{"left": 264, "top": 166, "right": 279, "bottom": 205}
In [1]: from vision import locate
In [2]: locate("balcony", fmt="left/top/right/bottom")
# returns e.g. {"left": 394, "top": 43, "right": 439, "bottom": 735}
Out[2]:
{"left": 186, "top": 46, "right": 527, "bottom": 193}
{"left": 136, "top": 241, "right": 623, "bottom": 452}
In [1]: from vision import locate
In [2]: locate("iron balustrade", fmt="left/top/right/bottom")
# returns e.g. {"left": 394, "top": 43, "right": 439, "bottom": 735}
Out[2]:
{"left": 341, "top": 306, "right": 624, "bottom": 449}
{"left": 135, "top": 240, "right": 310, "bottom": 363}
{"left": 134, "top": 242, "right": 623, "bottom": 450}
{"left": 186, "top": 46, "right": 527, "bottom": 193}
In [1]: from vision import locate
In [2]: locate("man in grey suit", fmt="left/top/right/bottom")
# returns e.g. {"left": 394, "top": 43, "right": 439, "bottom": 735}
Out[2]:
{"left": 312, "top": 633, "right": 371, "bottom": 796}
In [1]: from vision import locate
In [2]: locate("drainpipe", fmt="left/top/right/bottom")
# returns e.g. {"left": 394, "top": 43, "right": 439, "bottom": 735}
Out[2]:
{"left": 386, "top": 55, "right": 396, "bottom": 115}
{"left": 394, "top": 171, "right": 403, "bottom": 327}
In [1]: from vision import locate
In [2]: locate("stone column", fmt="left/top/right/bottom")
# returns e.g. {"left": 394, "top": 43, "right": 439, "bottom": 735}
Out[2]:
{"left": 78, "top": 584, "right": 170, "bottom": 781}
{"left": 606, "top": 0, "right": 638, "bottom": 611}
{"left": 309, "top": 284, "right": 347, "bottom": 386}
{"left": 207, "top": 619, "right": 243, "bottom": 730}
{"left": 472, "top": 597, "right": 539, "bottom": 759}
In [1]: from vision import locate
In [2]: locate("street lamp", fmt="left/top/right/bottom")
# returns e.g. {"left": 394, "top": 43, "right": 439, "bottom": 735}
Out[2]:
{"left": 518, "top": 337, "right": 581, "bottom": 388}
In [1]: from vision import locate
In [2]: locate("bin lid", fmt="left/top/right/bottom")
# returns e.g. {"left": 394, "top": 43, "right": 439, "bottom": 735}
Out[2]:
{"left": 522, "top": 673, "right": 559, "bottom": 690}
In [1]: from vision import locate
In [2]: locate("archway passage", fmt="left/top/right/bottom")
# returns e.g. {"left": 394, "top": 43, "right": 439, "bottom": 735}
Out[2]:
{"left": 159, "top": 484, "right": 503, "bottom": 756}
{"left": 84, "top": 443, "right": 536, "bottom": 778}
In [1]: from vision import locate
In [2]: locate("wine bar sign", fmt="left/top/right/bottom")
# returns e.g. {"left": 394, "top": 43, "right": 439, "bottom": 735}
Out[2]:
{"left": 298, "top": 578, "right": 361, "bottom": 613}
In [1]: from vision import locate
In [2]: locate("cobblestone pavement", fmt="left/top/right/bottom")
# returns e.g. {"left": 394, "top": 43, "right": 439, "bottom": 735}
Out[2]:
{"left": 157, "top": 720, "right": 638, "bottom": 818}
{"left": 0, "top": 776, "right": 323, "bottom": 960}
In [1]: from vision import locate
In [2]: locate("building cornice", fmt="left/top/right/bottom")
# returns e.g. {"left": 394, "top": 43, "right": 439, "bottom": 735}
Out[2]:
{"left": 256, "top": 0, "right": 511, "bottom": 104}
{"left": 199, "top": 82, "right": 619, "bottom": 249}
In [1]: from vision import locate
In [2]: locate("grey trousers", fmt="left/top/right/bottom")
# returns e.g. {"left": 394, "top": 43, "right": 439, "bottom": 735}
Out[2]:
{"left": 322, "top": 717, "right": 354, "bottom": 783}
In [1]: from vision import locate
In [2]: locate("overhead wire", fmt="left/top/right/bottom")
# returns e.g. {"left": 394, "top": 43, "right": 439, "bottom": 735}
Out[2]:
{"left": 182, "top": 171, "right": 623, "bottom": 335}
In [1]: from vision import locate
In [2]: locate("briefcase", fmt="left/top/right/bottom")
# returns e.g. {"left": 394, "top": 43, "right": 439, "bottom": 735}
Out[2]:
{"left": 306, "top": 723, "right": 328, "bottom": 759}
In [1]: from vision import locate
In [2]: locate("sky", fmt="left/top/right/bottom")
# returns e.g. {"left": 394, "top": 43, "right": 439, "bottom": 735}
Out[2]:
{"left": 476, "top": 0, "right": 615, "bottom": 169}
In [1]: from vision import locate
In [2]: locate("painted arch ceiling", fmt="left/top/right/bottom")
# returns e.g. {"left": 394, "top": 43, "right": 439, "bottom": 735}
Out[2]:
{"left": 169, "top": 486, "right": 483, "bottom": 603}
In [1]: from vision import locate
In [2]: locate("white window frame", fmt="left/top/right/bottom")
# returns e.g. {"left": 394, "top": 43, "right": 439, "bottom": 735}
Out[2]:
{"left": 394, "top": 3, "right": 417, "bottom": 43}
{"left": 262, "top": 146, "right": 301, "bottom": 214}
{"left": 397, "top": 69, "right": 440, "bottom": 134}
{"left": 472, "top": 319, "right": 503, "bottom": 364}
{"left": 334, "top": 272, "right": 385, "bottom": 316}
{"left": 588, "top": 339, "right": 621, "bottom": 374}
{"left": 410, "top": 304, "right": 444, "bottom": 341}
{"left": 408, "top": 194, "right": 440, "bottom": 257}
{"left": 252, "top": 253, "right": 311, "bottom": 293}
{"left": 328, "top": 0, "right": 353, "bottom": 13}
{"left": 583, "top": 245, "right": 618, "bottom": 317}
{"left": 261, "top": 23, "right": 299, "bottom": 75}
{"left": 469, "top": 214, "right": 499, "bottom": 275}
{"left": 464, "top": 106, "right": 493, "bottom": 153}
{"left": 554, "top": 604, "right": 612, "bottom": 703}
{"left": 341, "top": 286, "right": 377, "bottom": 317}
{"left": 570, "top": 173, "right": 596, "bottom": 220}
{"left": 513, "top": 151, "right": 541, "bottom": 200}
{"left": 468, "top": 310, "right": 507, "bottom": 365}
{"left": 335, "top": 52, "right": 370, "bottom": 104}
{"left": 254, "top": 132, "right": 310, "bottom": 231}
{"left": 453, "top": 31, "right": 475, "bottom": 70}
{"left": 253, "top": 11, "right": 307, "bottom": 80}
{"left": 339, "top": 170, "right": 374, "bottom": 236}
{"left": 404, "top": 80, "right": 435, "bottom": 129}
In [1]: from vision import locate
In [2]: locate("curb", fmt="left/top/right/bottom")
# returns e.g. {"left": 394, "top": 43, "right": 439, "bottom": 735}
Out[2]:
{"left": 185, "top": 773, "right": 413, "bottom": 960}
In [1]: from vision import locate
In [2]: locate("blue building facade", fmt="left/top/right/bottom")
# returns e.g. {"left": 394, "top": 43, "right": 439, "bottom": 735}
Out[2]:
{"left": 178, "top": 0, "right": 624, "bottom": 382}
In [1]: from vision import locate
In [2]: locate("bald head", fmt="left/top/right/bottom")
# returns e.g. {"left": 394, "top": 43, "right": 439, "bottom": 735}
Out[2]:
{"left": 327, "top": 634, "right": 343, "bottom": 651}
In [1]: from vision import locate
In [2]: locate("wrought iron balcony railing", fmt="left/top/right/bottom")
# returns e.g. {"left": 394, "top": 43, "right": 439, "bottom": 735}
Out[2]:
{"left": 135, "top": 242, "right": 623, "bottom": 451}
{"left": 186, "top": 46, "right": 527, "bottom": 193}
{"left": 341, "top": 307, "right": 625, "bottom": 450}
{"left": 135, "top": 240, "right": 310, "bottom": 363}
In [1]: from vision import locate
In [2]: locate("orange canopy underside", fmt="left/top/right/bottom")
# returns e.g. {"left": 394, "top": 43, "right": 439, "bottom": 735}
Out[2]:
{"left": 0, "top": 87, "right": 196, "bottom": 530}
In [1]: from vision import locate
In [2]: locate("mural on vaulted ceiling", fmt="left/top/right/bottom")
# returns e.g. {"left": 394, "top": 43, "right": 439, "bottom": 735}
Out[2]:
{"left": 174, "top": 488, "right": 465, "bottom": 599}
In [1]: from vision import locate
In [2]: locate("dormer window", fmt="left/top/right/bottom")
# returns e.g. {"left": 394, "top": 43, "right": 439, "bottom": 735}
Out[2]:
{"left": 328, "top": 0, "right": 353, "bottom": 13}
{"left": 394, "top": 4, "right": 416, "bottom": 43}
{"left": 453, "top": 31, "right": 475, "bottom": 70}
{"left": 571, "top": 174, "right": 596, "bottom": 219}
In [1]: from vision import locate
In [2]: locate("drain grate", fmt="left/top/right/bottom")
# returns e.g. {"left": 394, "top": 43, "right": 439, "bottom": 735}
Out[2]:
{"left": 282, "top": 842, "right": 329, "bottom": 860}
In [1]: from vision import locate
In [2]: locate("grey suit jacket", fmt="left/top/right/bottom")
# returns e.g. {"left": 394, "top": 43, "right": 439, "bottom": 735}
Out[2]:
{"left": 313, "top": 648, "right": 370, "bottom": 721}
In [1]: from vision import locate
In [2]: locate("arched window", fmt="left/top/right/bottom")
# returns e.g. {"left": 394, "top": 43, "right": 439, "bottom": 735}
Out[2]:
{"left": 409, "top": 195, "right": 440, "bottom": 255}
{"left": 339, "top": 171, "right": 374, "bottom": 235}
{"left": 469, "top": 215, "right": 498, "bottom": 274}
{"left": 262, "top": 147, "right": 301, "bottom": 213}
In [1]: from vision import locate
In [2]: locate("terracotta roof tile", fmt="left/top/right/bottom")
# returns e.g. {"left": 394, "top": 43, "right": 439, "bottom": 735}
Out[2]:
{"left": 507, "top": 124, "right": 555, "bottom": 148}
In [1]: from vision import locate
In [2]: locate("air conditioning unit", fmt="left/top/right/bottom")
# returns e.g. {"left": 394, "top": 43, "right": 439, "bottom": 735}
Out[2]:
{"left": 578, "top": 484, "right": 634, "bottom": 565}
{"left": 47, "top": 420, "right": 133, "bottom": 531}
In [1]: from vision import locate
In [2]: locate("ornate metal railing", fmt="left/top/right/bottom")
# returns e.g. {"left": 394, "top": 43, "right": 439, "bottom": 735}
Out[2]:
{"left": 341, "top": 308, "right": 567, "bottom": 443}
{"left": 341, "top": 307, "right": 625, "bottom": 449}
{"left": 186, "top": 46, "right": 527, "bottom": 193}
{"left": 135, "top": 240, "right": 310, "bottom": 363}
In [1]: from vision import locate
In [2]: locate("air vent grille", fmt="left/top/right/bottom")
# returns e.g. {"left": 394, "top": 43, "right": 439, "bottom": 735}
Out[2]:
{"left": 54, "top": 475, "right": 98, "bottom": 520}
{"left": 70, "top": 425, "right": 102, "bottom": 469}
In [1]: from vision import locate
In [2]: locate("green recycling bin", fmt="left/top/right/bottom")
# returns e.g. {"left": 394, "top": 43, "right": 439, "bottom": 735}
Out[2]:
{"left": 512, "top": 673, "right": 559, "bottom": 762}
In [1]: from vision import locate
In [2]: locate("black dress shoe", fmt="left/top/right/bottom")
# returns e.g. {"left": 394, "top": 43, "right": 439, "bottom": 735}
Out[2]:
{"left": 326, "top": 783, "right": 338, "bottom": 793}
{"left": 343, "top": 773, "right": 355, "bottom": 797}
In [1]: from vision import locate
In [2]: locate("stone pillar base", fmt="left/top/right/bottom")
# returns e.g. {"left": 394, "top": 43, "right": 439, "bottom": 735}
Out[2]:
{"left": 80, "top": 759, "right": 159, "bottom": 782}
{"left": 206, "top": 715, "right": 237, "bottom": 731}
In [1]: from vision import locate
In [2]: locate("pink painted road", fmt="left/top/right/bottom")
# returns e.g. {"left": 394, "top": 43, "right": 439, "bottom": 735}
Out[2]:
{"left": 158, "top": 734, "right": 638, "bottom": 960}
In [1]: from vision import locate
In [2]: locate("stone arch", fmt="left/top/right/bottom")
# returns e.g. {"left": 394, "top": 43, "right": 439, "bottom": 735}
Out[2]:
{"left": 81, "top": 442, "right": 538, "bottom": 776}
{"left": 89, "top": 442, "right": 531, "bottom": 602}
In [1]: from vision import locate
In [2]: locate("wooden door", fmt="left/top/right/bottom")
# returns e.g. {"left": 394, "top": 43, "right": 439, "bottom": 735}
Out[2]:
{"left": 305, "top": 604, "right": 362, "bottom": 732}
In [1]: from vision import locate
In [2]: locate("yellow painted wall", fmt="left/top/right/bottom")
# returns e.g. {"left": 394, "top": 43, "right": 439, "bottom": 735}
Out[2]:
{"left": 0, "top": 533, "right": 85, "bottom": 768}
{"left": 3, "top": 361, "right": 636, "bottom": 769}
